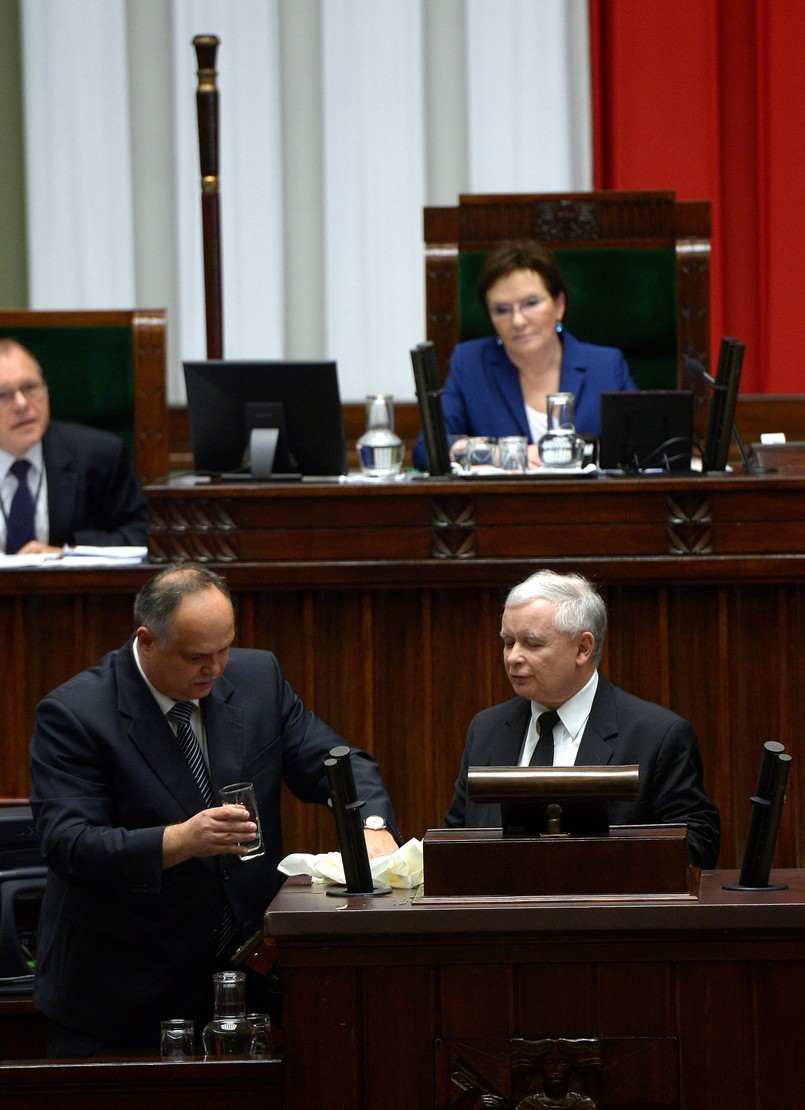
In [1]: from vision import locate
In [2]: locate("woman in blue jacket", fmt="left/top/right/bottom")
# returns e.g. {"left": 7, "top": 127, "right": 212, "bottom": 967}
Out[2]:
{"left": 413, "top": 240, "right": 636, "bottom": 470}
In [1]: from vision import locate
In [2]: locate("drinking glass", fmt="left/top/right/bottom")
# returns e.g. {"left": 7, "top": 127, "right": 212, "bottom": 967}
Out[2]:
{"left": 497, "top": 435, "right": 528, "bottom": 472}
{"left": 160, "top": 1018, "right": 195, "bottom": 1059}
{"left": 220, "top": 782, "right": 265, "bottom": 860}
{"left": 246, "top": 1012, "right": 274, "bottom": 1057}
{"left": 462, "top": 437, "right": 497, "bottom": 470}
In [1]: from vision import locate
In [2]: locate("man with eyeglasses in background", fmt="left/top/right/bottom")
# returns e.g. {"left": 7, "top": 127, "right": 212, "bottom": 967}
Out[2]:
{"left": 0, "top": 338, "right": 146, "bottom": 554}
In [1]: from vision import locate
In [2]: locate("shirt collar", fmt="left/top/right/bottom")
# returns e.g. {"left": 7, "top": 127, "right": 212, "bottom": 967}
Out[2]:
{"left": 131, "top": 637, "right": 200, "bottom": 717}
{"left": 1, "top": 440, "right": 44, "bottom": 479}
{"left": 531, "top": 669, "right": 599, "bottom": 738}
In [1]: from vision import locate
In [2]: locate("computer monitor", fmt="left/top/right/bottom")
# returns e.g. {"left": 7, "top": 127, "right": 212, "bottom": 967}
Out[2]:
{"left": 183, "top": 360, "right": 347, "bottom": 478}
{"left": 599, "top": 390, "right": 694, "bottom": 472}
{"left": 702, "top": 337, "right": 745, "bottom": 472}
{"left": 410, "top": 341, "right": 452, "bottom": 477}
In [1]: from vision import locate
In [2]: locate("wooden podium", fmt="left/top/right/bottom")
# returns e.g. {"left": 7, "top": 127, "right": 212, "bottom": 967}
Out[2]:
{"left": 424, "top": 766, "right": 694, "bottom": 899}
{"left": 422, "top": 824, "right": 694, "bottom": 898}
{"left": 265, "top": 870, "right": 805, "bottom": 1109}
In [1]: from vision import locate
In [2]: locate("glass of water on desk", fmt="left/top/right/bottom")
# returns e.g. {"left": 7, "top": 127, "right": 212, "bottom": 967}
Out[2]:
{"left": 160, "top": 1018, "right": 195, "bottom": 1058}
{"left": 498, "top": 436, "right": 528, "bottom": 472}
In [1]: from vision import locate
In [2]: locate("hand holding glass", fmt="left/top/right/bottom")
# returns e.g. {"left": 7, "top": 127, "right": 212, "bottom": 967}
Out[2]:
{"left": 220, "top": 782, "right": 264, "bottom": 860}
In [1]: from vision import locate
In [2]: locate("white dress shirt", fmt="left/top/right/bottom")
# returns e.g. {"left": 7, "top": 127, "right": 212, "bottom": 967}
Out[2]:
{"left": 518, "top": 670, "right": 599, "bottom": 767}
{"left": 131, "top": 638, "right": 212, "bottom": 771}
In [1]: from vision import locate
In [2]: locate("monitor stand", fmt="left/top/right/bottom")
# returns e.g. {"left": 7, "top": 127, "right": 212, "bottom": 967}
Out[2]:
{"left": 220, "top": 427, "right": 302, "bottom": 481}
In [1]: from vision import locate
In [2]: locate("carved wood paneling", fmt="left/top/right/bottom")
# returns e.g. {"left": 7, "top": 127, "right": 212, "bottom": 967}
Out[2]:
{"left": 6, "top": 473, "right": 805, "bottom": 866}
{"left": 268, "top": 877, "right": 805, "bottom": 1109}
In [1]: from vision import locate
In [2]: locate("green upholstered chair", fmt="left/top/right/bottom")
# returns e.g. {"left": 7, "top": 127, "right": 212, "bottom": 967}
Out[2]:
{"left": 423, "top": 191, "right": 711, "bottom": 391}
{"left": 0, "top": 309, "right": 169, "bottom": 484}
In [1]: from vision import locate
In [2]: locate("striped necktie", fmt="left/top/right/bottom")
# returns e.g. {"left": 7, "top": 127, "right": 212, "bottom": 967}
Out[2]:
{"left": 167, "top": 701, "right": 213, "bottom": 806}
{"left": 6, "top": 459, "right": 35, "bottom": 554}
{"left": 167, "top": 701, "right": 237, "bottom": 957}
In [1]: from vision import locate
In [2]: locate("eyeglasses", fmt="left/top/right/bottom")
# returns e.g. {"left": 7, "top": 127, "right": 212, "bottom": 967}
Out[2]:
{"left": 0, "top": 381, "right": 48, "bottom": 409}
{"left": 490, "top": 295, "right": 548, "bottom": 319}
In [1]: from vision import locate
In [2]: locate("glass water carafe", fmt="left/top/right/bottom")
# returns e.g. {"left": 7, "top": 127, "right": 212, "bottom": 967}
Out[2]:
{"left": 356, "top": 394, "right": 405, "bottom": 477}
{"left": 538, "top": 391, "right": 584, "bottom": 468}
{"left": 202, "top": 970, "right": 256, "bottom": 1057}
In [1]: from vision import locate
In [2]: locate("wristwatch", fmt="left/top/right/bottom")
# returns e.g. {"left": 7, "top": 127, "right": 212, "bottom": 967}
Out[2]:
{"left": 364, "top": 815, "right": 388, "bottom": 831}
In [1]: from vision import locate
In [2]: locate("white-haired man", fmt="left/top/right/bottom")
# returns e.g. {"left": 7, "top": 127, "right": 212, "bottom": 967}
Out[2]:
{"left": 444, "top": 570, "right": 719, "bottom": 868}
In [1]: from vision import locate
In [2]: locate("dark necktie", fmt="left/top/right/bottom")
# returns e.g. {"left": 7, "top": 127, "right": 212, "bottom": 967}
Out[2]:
{"left": 167, "top": 701, "right": 237, "bottom": 957}
{"left": 529, "top": 710, "right": 560, "bottom": 766}
{"left": 167, "top": 701, "right": 214, "bottom": 806}
{"left": 6, "top": 459, "right": 35, "bottom": 554}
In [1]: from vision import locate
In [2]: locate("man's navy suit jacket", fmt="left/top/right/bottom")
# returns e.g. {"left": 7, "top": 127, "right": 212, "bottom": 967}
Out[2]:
{"left": 42, "top": 420, "right": 146, "bottom": 547}
{"left": 443, "top": 676, "right": 719, "bottom": 870}
{"left": 30, "top": 640, "right": 399, "bottom": 1045}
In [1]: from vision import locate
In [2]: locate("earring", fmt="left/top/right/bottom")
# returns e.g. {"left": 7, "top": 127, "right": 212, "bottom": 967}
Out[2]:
{"left": 496, "top": 337, "right": 503, "bottom": 346}
{"left": 555, "top": 322, "right": 564, "bottom": 334}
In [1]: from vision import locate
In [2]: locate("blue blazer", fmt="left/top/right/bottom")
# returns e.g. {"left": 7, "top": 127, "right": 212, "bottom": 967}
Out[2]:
{"left": 442, "top": 676, "right": 720, "bottom": 870}
{"left": 413, "top": 331, "right": 636, "bottom": 470}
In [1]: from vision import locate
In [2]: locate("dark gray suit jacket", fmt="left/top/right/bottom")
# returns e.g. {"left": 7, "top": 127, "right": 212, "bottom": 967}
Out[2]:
{"left": 443, "top": 676, "right": 719, "bottom": 869}
{"left": 42, "top": 420, "right": 146, "bottom": 547}
{"left": 30, "top": 640, "right": 399, "bottom": 1046}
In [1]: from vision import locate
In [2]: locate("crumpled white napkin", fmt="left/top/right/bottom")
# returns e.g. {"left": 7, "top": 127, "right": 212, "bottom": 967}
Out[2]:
{"left": 278, "top": 837, "right": 423, "bottom": 890}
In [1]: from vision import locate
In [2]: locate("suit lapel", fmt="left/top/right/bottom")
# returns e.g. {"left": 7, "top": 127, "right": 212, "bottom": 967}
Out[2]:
{"left": 114, "top": 642, "right": 236, "bottom": 817}
{"left": 575, "top": 676, "right": 618, "bottom": 765}
{"left": 485, "top": 345, "right": 532, "bottom": 438}
{"left": 489, "top": 699, "right": 532, "bottom": 765}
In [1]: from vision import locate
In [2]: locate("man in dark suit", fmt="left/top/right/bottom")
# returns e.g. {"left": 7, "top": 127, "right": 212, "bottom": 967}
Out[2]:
{"left": 444, "top": 570, "right": 719, "bottom": 869}
{"left": 0, "top": 338, "right": 146, "bottom": 553}
{"left": 30, "top": 563, "right": 400, "bottom": 1057}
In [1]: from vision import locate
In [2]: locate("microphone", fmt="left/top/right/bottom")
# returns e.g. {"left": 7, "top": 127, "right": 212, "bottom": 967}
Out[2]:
{"left": 684, "top": 346, "right": 772, "bottom": 474}
{"left": 683, "top": 353, "right": 728, "bottom": 392}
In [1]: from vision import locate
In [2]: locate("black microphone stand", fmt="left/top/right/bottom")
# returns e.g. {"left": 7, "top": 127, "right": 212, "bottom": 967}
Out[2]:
{"left": 683, "top": 354, "right": 773, "bottom": 474}
{"left": 324, "top": 746, "right": 391, "bottom": 897}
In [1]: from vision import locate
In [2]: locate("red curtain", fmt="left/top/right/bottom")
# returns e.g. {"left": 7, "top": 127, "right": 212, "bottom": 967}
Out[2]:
{"left": 590, "top": 0, "right": 805, "bottom": 394}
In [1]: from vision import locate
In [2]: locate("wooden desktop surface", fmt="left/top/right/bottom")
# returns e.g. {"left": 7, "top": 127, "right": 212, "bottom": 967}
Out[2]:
{"left": 266, "top": 867, "right": 805, "bottom": 936}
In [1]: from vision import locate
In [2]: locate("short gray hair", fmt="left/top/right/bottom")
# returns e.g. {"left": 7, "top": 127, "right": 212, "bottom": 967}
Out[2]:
{"left": 504, "top": 570, "right": 607, "bottom": 663}
{"left": 133, "top": 563, "right": 232, "bottom": 646}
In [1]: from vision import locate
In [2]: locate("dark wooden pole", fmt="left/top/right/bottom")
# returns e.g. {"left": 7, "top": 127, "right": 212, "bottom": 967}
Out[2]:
{"left": 192, "top": 34, "right": 224, "bottom": 359}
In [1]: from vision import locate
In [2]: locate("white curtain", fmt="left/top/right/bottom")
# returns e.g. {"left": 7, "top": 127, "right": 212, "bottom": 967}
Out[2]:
{"left": 21, "top": 0, "right": 137, "bottom": 307}
{"left": 20, "top": 0, "right": 592, "bottom": 404}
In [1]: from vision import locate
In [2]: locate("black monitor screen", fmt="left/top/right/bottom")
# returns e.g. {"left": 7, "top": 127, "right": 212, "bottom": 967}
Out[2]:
{"left": 411, "top": 341, "right": 451, "bottom": 476}
{"left": 183, "top": 360, "right": 347, "bottom": 477}
{"left": 703, "top": 337, "right": 745, "bottom": 472}
{"left": 599, "top": 390, "right": 694, "bottom": 472}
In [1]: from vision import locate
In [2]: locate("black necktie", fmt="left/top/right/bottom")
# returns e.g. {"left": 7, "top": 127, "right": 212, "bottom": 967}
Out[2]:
{"left": 167, "top": 701, "right": 237, "bottom": 957}
{"left": 6, "top": 459, "right": 35, "bottom": 554}
{"left": 530, "top": 710, "right": 560, "bottom": 766}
